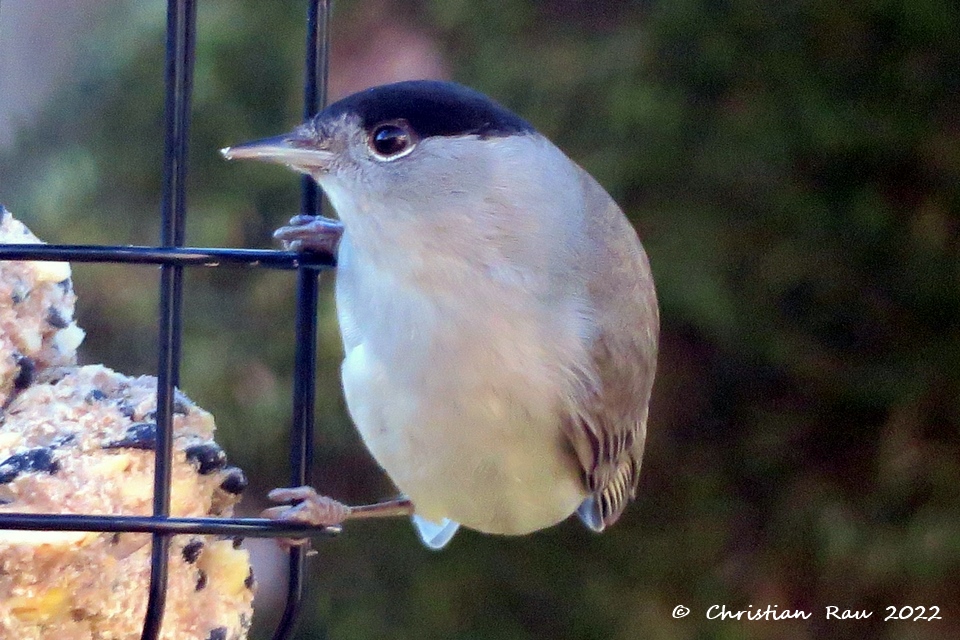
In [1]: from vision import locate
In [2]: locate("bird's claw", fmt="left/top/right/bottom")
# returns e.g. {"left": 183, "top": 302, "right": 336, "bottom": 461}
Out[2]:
{"left": 273, "top": 215, "right": 344, "bottom": 254}
{"left": 263, "top": 485, "right": 353, "bottom": 548}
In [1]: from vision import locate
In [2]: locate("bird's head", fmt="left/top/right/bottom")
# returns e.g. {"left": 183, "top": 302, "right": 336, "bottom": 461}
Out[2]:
{"left": 222, "top": 80, "right": 537, "bottom": 220}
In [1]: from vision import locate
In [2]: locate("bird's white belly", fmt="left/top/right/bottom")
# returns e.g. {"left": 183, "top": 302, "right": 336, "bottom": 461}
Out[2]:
{"left": 341, "top": 339, "right": 585, "bottom": 536}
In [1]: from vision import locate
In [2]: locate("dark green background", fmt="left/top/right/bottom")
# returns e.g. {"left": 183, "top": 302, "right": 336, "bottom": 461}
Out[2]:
{"left": 1, "top": 1, "right": 958, "bottom": 638}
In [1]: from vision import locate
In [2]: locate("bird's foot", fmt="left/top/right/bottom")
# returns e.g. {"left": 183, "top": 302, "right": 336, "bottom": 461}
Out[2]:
{"left": 263, "top": 487, "right": 416, "bottom": 547}
{"left": 263, "top": 486, "right": 352, "bottom": 547}
{"left": 273, "top": 214, "right": 344, "bottom": 254}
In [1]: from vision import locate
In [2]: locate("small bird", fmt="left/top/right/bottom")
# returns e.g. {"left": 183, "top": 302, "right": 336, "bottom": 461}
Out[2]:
{"left": 222, "top": 80, "right": 658, "bottom": 549}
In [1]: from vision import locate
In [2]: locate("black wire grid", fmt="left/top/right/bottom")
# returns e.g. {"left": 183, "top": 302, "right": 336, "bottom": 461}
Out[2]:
{"left": 0, "top": 1, "right": 337, "bottom": 638}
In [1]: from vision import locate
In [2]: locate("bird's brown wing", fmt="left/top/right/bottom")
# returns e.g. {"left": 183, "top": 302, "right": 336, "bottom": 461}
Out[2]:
{"left": 562, "top": 170, "right": 659, "bottom": 531}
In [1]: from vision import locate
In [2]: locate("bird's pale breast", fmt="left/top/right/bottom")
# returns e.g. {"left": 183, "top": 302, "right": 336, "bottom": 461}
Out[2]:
{"left": 335, "top": 235, "right": 588, "bottom": 535}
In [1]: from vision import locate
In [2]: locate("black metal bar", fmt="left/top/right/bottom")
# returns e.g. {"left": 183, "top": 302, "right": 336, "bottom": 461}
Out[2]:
{"left": 0, "top": 244, "right": 335, "bottom": 268}
{"left": 298, "top": 0, "right": 331, "bottom": 217}
{"left": 273, "top": 2, "right": 332, "bottom": 639}
{"left": 1, "top": 2, "right": 339, "bottom": 638}
{"left": 143, "top": 1, "right": 196, "bottom": 638}
{"left": 0, "top": 513, "right": 340, "bottom": 537}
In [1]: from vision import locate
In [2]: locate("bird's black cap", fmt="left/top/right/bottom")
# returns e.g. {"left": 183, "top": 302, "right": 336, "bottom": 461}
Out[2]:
{"left": 318, "top": 80, "right": 535, "bottom": 139}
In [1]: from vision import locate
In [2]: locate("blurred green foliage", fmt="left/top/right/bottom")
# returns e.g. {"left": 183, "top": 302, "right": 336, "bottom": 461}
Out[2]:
{"left": 1, "top": 0, "right": 959, "bottom": 638}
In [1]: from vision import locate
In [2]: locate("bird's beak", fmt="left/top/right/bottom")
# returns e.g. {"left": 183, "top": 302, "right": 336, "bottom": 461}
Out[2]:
{"left": 220, "top": 133, "right": 334, "bottom": 171}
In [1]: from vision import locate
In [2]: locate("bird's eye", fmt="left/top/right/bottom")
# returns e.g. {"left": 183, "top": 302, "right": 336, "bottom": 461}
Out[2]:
{"left": 369, "top": 122, "right": 416, "bottom": 159}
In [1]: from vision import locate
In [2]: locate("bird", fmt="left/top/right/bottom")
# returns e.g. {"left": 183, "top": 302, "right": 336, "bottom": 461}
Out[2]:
{"left": 222, "top": 80, "right": 658, "bottom": 549}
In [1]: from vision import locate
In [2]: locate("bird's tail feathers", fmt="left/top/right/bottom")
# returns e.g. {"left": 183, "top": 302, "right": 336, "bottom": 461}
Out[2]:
{"left": 576, "top": 496, "right": 606, "bottom": 533}
{"left": 413, "top": 515, "right": 460, "bottom": 549}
